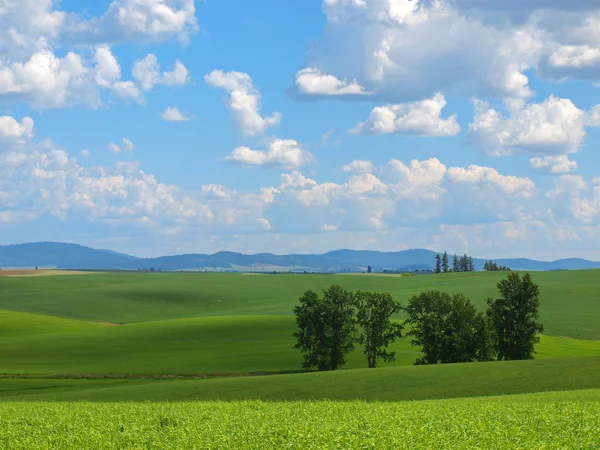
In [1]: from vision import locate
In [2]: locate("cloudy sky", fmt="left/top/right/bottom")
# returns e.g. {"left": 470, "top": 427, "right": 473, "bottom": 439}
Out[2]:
{"left": 1, "top": 0, "right": 600, "bottom": 259}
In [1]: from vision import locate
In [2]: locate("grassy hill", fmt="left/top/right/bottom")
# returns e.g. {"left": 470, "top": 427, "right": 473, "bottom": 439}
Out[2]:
{"left": 0, "top": 270, "right": 599, "bottom": 338}
{"left": 1, "top": 357, "right": 599, "bottom": 402}
{"left": 0, "top": 311, "right": 598, "bottom": 376}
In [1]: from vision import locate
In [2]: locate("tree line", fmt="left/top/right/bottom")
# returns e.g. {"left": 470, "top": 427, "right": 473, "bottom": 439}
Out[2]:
{"left": 483, "top": 260, "right": 511, "bottom": 271}
{"left": 435, "top": 252, "right": 475, "bottom": 273}
{"left": 293, "top": 272, "right": 542, "bottom": 370}
{"left": 435, "top": 252, "right": 512, "bottom": 273}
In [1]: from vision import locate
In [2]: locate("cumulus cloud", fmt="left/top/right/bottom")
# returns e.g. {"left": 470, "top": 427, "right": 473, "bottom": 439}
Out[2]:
{"left": 205, "top": 70, "right": 281, "bottom": 138}
{"left": 447, "top": 165, "right": 536, "bottom": 197}
{"left": 108, "top": 137, "right": 135, "bottom": 153}
{"left": 65, "top": 0, "right": 199, "bottom": 45}
{"left": 132, "top": 54, "right": 189, "bottom": 91}
{"left": 0, "top": 46, "right": 190, "bottom": 108}
{"left": 530, "top": 155, "right": 578, "bottom": 174}
{"left": 588, "top": 105, "right": 600, "bottom": 127}
{"left": 224, "top": 138, "right": 314, "bottom": 169}
{"left": 469, "top": 96, "right": 587, "bottom": 156}
{"left": 295, "top": 68, "right": 370, "bottom": 96}
{"left": 161, "top": 106, "right": 192, "bottom": 122}
{"left": 295, "top": 0, "right": 543, "bottom": 101}
{"left": 0, "top": 116, "right": 34, "bottom": 142}
{"left": 351, "top": 93, "right": 461, "bottom": 136}
{"left": 341, "top": 160, "right": 374, "bottom": 174}
{"left": 297, "top": 1, "right": 600, "bottom": 102}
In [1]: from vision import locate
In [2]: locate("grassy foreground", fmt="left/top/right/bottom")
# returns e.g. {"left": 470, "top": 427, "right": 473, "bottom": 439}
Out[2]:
{"left": 1, "top": 389, "right": 599, "bottom": 449}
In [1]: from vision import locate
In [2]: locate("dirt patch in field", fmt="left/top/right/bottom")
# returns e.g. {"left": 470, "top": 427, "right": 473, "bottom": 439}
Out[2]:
{"left": 99, "top": 322, "right": 122, "bottom": 327}
{"left": 0, "top": 270, "right": 96, "bottom": 277}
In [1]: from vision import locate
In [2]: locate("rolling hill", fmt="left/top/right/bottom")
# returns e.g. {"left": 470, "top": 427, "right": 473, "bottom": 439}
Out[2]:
{"left": 1, "top": 242, "right": 600, "bottom": 271}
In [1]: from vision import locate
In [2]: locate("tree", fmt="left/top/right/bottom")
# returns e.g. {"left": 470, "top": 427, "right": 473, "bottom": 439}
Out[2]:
{"left": 452, "top": 254, "right": 460, "bottom": 272}
{"left": 367, "top": 265, "right": 372, "bottom": 273}
{"left": 468, "top": 256, "right": 474, "bottom": 272}
{"left": 435, "top": 254, "right": 442, "bottom": 274}
{"left": 442, "top": 252, "right": 449, "bottom": 273}
{"left": 486, "top": 273, "right": 543, "bottom": 361}
{"left": 354, "top": 291, "right": 403, "bottom": 368}
{"left": 293, "top": 285, "right": 356, "bottom": 371}
{"left": 404, "top": 291, "right": 493, "bottom": 365}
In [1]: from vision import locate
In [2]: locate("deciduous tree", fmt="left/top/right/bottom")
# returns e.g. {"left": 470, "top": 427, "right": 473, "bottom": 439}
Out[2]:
{"left": 354, "top": 291, "right": 403, "bottom": 368}
{"left": 293, "top": 285, "right": 356, "bottom": 371}
{"left": 486, "top": 273, "right": 543, "bottom": 361}
{"left": 404, "top": 291, "right": 493, "bottom": 365}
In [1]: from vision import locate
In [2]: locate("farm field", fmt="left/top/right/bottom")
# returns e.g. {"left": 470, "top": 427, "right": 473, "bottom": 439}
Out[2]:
{"left": 0, "top": 271, "right": 599, "bottom": 377}
{"left": 1, "top": 389, "right": 599, "bottom": 449}
{"left": 0, "top": 270, "right": 599, "bottom": 447}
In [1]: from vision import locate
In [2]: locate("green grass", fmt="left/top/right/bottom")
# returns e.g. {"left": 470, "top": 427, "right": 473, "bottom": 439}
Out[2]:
{"left": 0, "top": 270, "right": 599, "bottom": 338}
{"left": 2, "top": 357, "right": 599, "bottom": 402}
{"left": 0, "top": 390, "right": 598, "bottom": 449}
{"left": 0, "top": 311, "right": 598, "bottom": 375}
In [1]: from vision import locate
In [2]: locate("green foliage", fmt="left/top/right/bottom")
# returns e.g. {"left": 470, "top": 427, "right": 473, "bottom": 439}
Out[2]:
{"left": 441, "top": 252, "right": 449, "bottom": 273}
{"left": 404, "top": 291, "right": 493, "bottom": 365}
{"left": 435, "top": 254, "right": 442, "bottom": 274}
{"left": 487, "top": 272, "right": 544, "bottom": 361}
{"left": 484, "top": 261, "right": 511, "bottom": 271}
{"left": 0, "top": 391, "right": 598, "bottom": 449}
{"left": 293, "top": 285, "right": 356, "bottom": 371}
{"left": 354, "top": 291, "right": 403, "bottom": 368}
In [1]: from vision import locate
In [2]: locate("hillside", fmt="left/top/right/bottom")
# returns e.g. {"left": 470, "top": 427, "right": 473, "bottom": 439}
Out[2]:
{"left": 2, "top": 242, "right": 600, "bottom": 271}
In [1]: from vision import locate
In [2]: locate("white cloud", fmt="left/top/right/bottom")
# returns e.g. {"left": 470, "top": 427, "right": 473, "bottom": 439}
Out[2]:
{"left": 548, "top": 45, "right": 600, "bottom": 69}
{"left": 295, "top": 68, "right": 370, "bottom": 96}
{"left": 588, "top": 105, "right": 600, "bottom": 127}
{"left": 530, "top": 155, "right": 578, "bottom": 174}
{"left": 297, "top": 0, "right": 543, "bottom": 101}
{"left": 161, "top": 106, "right": 192, "bottom": 122}
{"left": 132, "top": 54, "right": 189, "bottom": 91}
{"left": 469, "top": 96, "right": 587, "bottom": 156}
{"left": 0, "top": 116, "right": 34, "bottom": 142}
{"left": 351, "top": 93, "right": 461, "bottom": 136}
{"left": 341, "top": 160, "right": 374, "bottom": 174}
{"left": 80, "top": 149, "right": 90, "bottom": 158}
{"left": 68, "top": 0, "right": 199, "bottom": 45}
{"left": 387, "top": 157, "right": 447, "bottom": 200}
{"left": 205, "top": 70, "right": 281, "bottom": 138}
{"left": 108, "top": 137, "right": 135, "bottom": 153}
{"left": 447, "top": 165, "right": 536, "bottom": 197}
{"left": 224, "top": 138, "right": 314, "bottom": 169}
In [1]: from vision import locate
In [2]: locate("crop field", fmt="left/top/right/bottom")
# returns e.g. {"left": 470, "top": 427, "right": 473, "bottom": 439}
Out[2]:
{"left": 0, "top": 270, "right": 599, "bottom": 447}
{"left": 1, "top": 389, "right": 599, "bottom": 449}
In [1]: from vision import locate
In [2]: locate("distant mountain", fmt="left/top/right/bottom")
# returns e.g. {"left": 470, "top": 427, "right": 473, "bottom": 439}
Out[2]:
{"left": 1, "top": 242, "right": 600, "bottom": 272}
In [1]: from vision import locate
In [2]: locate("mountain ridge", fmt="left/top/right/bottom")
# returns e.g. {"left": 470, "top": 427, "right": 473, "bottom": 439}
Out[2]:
{"left": 1, "top": 242, "right": 599, "bottom": 272}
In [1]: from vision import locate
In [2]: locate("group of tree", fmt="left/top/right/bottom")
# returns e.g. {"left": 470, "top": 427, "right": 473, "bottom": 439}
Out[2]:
{"left": 293, "top": 272, "right": 543, "bottom": 370}
{"left": 435, "top": 252, "right": 475, "bottom": 273}
{"left": 405, "top": 272, "right": 542, "bottom": 363}
{"left": 483, "top": 261, "right": 511, "bottom": 271}
{"left": 293, "top": 285, "right": 403, "bottom": 370}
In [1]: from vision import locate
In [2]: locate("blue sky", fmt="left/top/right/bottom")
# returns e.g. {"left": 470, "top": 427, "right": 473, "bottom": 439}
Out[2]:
{"left": 1, "top": 0, "right": 600, "bottom": 259}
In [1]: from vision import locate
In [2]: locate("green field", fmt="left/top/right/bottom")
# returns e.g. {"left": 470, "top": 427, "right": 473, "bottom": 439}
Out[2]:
{"left": 1, "top": 390, "right": 599, "bottom": 449}
{"left": 0, "top": 270, "right": 599, "bottom": 446}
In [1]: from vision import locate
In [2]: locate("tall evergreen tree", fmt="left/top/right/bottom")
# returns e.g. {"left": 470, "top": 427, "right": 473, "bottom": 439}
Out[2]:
{"left": 442, "top": 252, "right": 449, "bottom": 273}
{"left": 468, "top": 256, "right": 474, "bottom": 272}
{"left": 486, "top": 273, "right": 543, "bottom": 361}
{"left": 453, "top": 254, "right": 460, "bottom": 272}
{"left": 435, "top": 254, "right": 442, "bottom": 274}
